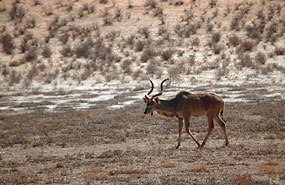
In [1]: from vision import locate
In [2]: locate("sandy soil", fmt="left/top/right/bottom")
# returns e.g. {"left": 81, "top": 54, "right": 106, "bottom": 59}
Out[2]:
{"left": 0, "top": 90, "right": 285, "bottom": 184}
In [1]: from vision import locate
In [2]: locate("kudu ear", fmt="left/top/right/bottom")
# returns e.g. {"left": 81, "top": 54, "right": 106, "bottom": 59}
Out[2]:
{"left": 143, "top": 97, "right": 148, "bottom": 103}
{"left": 154, "top": 97, "right": 160, "bottom": 104}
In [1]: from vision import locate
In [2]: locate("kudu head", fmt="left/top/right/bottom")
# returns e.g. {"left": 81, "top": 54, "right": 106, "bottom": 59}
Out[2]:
{"left": 143, "top": 78, "right": 169, "bottom": 115}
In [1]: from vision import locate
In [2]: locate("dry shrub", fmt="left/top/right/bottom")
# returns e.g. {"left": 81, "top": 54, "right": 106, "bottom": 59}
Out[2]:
{"left": 209, "top": 0, "right": 217, "bottom": 8}
{"left": 233, "top": 173, "right": 252, "bottom": 185}
{"left": 146, "top": 60, "right": 158, "bottom": 75}
{"left": 255, "top": 52, "right": 266, "bottom": 65}
{"left": 0, "top": 33, "right": 14, "bottom": 54}
{"left": 145, "top": 0, "right": 157, "bottom": 9}
{"left": 211, "top": 43, "right": 223, "bottom": 54}
{"left": 239, "top": 39, "right": 256, "bottom": 52}
{"left": 161, "top": 162, "right": 176, "bottom": 168}
{"left": 9, "top": 70, "right": 21, "bottom": 85}
{"left": 216, "top": 68, "right": 229, "bottom": 80}
{"left": 211, "top": 32, "right": 221, "bottom": 44}
{"left": 168, "top": 65, "right": 183, "bottom": 79}
{"left": 141, "top": 47, "right": 156, "bottom": 62}
{"left": 42, "top": 45, "right": 52, "bottom": 58}
{"left": 61, "top": 44, "right": 72, "bottom": 57}
{"left": 274, "top": 47, "right": 285, "bottom": 55}
{"left": 229, "top": 34, "right": 240, "bottom": 47}
{"left": 27, "top": 65, "right": 38, "bottom": 81}
{"left": 135, "top": 40, "right": 145, "bottom": 52}
{"left": 239, "top": 53, "right": 255, "bottom": 69}
{"left": 25, "top": 46, "right": 38, "bottom": 62}
{"left": 103, "top": 16, "right": 113, "bottom": 26}
{"left": 160, "top": 48, "right": 174, "bottom": 61}
{"left": 191, "top": 36, "right": 200, "bottom": 47}
{"left": 139, "top": 26, "right": 150, "bottom": 38}
{"left": 9, "top": 2, "right": 25, "bottom": 21}
{"left": 191, "top": 164, "right": 207, "bottom": 171}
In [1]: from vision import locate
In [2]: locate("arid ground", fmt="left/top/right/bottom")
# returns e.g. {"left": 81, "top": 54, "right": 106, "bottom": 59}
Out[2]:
{"left": 0, "top": 0, "right": 285, "bottom": 184}
{"left": 0, "top": 87, "right": 285, "bottom": 184}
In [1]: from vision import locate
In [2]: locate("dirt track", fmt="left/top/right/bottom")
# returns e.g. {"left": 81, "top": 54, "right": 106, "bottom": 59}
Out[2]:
{"left": 1, "top": 97, "right": 284, "bottom": 184}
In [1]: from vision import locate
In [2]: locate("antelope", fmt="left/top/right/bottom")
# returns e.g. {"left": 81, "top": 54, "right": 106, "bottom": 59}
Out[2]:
{"left": 143, "top": 79, "right": 229, "bottom": 149}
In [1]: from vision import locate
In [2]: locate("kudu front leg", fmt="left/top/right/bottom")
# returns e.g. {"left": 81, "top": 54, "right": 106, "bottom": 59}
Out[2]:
{"left": 184, "top": 116, "right": 201, "bottom": 147}
{"left": 176, "top": 118, "right": 183, "bottom": 149}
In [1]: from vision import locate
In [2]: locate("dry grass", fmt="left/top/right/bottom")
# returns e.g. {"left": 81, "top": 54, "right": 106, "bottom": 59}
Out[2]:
{"left": 190, "top": 164, "right": 207, "bottom": 172}
{"left": 161, "top": 162, "right": 176, "bottom": 168}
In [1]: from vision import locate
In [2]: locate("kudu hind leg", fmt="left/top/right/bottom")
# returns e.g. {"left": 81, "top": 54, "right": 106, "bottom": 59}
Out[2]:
{"left": 176, "top": 118, "right": 183, "bottom": 149}
{"left": 214, "top": 114, "right": 229, "bottom": 146}
{"left": 184, "top": 117, "right": 200, "bottom": 147}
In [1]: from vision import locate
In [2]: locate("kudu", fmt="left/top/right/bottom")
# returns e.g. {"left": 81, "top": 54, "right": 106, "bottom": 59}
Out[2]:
{"left": 143, "top": 79, "right": 229, "bottom": 149}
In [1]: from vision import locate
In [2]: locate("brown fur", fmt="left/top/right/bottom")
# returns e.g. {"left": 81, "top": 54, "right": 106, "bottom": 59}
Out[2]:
{"left": 145, "top": 90, "right": 229, "bottom": 149}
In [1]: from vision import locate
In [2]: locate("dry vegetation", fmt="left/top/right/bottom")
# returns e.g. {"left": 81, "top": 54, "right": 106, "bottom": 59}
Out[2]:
{"left": 0, "top": 100, "right": 284, "bottom": 184}
{"left": 0, "top": 0, "right": 284, "bottom": 87}
{"left": 0, "top": 0, "right": 285, "bottom": 184}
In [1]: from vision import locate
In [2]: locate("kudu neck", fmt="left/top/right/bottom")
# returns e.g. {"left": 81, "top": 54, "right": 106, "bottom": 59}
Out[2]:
{"left": 156, "top": 99, "right": 175, "bottom": 112}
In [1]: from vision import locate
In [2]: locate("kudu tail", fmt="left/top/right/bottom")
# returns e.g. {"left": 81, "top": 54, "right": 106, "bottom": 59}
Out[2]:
{"left": 220, "top": 101, "right": 226, "bottom": 122}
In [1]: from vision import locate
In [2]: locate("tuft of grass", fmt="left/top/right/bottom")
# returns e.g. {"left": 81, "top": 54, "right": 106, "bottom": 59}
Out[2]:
{"left": 233, "top": 173, "right": 252, "bottom": 185}
{"left": 191, "top": 164, "right": 207, "bottom": 171}
{"left": 161, "top": 162, "right": 176, "bottom": 168}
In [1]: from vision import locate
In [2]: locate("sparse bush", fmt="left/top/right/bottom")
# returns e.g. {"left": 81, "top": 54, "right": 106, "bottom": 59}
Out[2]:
{"left": 239, "top": 53, "right": 255, "bottom": 69}
{"left": 229, "top": 34, "right": 240, "bottom": 47}
{"left": 206, "top": 23, "right": 214, "bottom": 33}
{"left": 211, "top": 32, "right": 221, "bottom": 43}
{"left": 145, "top": 0, "right": 157, "bottom": 9}
{"left": 42, "top": 45, "right": 52, "bottom": 58}
{"left": 160, "top": 49, "right": 174, "bottom": 61}
{"left": 146, "top": 60, "right": 158, "bottom": 75}
{"left": 239, "top": 39, "right": 256, "bottom": 52}
{"left": 9, "top": 2, "right": 25, "bottom": 21}
{"left": 113, "top": 8, "right": 122, "bottom": 21}
{"left": 141, "top": 47, "right": 156, "bottom": 62}
{"left": 210, "top": 43, "right": 223, "bottom": 54}
{"left": 61, "top": 44, "right": 72, "bottom": 57}
{"left": 255, "top": 52, "right": 266, "bottom": 65}
{"left": 135, "top": 40, "right": 145, "bottom": 52}
{"left": 191, "top": 36, "right": 200, "bottom": 47}
{"left": 0, "top": 33, "right": 14, "bottom": 54}
{"left": 121, "top": 59, "right": 132, "bottom": 70}
{"left": 75, "top": 39, "right": 94, "bottom": 58}
{"left": 139, "top": 27, "right": 150, "bottom": 38}
{"left": 25, "top": 46, "right": 38, "bottom": 62}
{"left": 103, "top": 16, "right": 113, "bottom": 26}
{"left": 27, "top": 65, "right": 38, "bottom": 81}
{"left": 153, "top": 7, "right": 163, "bottom": 17}
{"left": 126, "top": 34, "right": 135, "bottom": 48}
{"left": 158, "top": 26, "right": 168, "bottom": 36}
{"left": 9, "top": 70, "right": 21, "bottom": 85}
{"left": 209, "top": 0, "right": 217, "bottom": 8}
{"left": 274, "top": 46, "right": 285, "bottom": 55}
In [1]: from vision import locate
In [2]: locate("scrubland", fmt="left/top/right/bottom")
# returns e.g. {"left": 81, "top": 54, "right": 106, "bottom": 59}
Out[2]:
{"left": 0, "top": 0, "right": 285, "bottom": 184}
